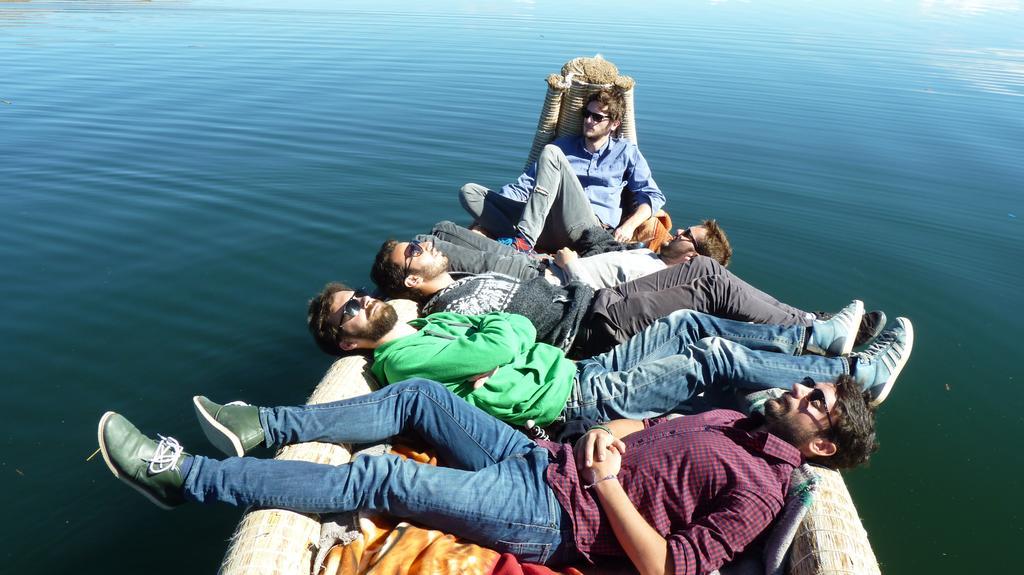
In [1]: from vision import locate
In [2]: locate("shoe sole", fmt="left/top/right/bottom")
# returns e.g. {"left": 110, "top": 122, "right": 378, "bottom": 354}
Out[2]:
{"left": 839, "top": 300, "right": 865, "bottom": 356}
{"left": 192, "top": 396, "right": 245, "bottom": 457}
{"left": 97, "top": 411, "right": 175, "bottom": 511}
{"left": 870, "top": 317, "right": 914, "bottom": 407}
{"left": 855, "top": 310, "right": 887, "bottom": 348}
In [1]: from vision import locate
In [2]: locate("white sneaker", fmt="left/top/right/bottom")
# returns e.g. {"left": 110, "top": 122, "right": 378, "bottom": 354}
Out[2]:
{"left": 806, "top": 300, "right": 864, "bottom": 356}
{"left": 852, "top": 317, "right": 914, "bottom": 407}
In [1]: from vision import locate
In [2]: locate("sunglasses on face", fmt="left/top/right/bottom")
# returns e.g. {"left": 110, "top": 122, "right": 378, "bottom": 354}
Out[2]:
{"left": 582, "top": 109, "right": 611, "bottom": 123}
{"left": 329, "top": 288, "right": 370, "bottom": 329}
{"left": 680, "top": 227, "right": 700, "bottom": 250}
{"left": 403, "top": 240, "right": 424, "bottom": 277}
{"left": 799, "top": 377, "right": 835, "bottom": 433}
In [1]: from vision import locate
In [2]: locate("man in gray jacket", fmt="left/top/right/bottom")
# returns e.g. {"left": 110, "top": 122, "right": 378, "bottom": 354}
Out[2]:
{"left": 370, "top": 232, "right": 884, "bottom": 358}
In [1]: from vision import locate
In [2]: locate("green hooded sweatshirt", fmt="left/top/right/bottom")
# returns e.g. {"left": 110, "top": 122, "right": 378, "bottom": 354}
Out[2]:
{"left": 370, "top": 311, "right": 576, "bottom": 426}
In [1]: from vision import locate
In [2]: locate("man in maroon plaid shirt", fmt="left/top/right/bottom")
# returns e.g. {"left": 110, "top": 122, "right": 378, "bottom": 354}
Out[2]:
{"left": 99, "top": 372, "right": 878, "bottom": 575}
{"left": 536, "top": 373, "right": 877, "bottom": 574}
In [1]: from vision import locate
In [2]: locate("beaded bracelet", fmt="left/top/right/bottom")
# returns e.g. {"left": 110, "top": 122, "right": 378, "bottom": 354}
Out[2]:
{"left": 588, "top": 424, "right": 613, "bottom": 435}
{"left": 584, "top": 474, "right": 618, "bottom": 490}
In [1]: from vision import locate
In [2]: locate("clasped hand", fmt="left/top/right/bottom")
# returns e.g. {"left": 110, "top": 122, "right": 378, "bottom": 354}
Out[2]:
{"left": 573, "top": 427, "right": 626, "bottom": 482}
{"left": 553, "top": 247, "right": 579, "bottom": 267}
{"left": 613, "top": 223, "right": 638, "bottom": 243}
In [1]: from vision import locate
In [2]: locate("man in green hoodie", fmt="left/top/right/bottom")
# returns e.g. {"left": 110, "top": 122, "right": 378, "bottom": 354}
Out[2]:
{"left": 307, "top": 284, "right": 913, "bottom": 427}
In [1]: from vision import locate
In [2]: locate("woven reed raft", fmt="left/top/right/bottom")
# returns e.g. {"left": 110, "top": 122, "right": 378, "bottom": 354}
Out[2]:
{"left": 217, "top": 58, "right": 882, "bottom": 574}
{"left": 216, "top": 299, "right": 413, "bottom": 575}
{"left": 216, "top": 353, "right": 381, "bottom": 574}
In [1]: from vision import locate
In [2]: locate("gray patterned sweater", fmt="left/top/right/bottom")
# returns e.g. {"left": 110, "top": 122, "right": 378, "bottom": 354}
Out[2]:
{"left": 421, "top": 272, "right": 594, "bottom": 352}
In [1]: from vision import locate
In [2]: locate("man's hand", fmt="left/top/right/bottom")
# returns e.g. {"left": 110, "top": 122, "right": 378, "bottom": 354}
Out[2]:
{"left": 588, "top": 445, "right": 623, "bottom": 484}
{"left": 574, "top": 427, "right": 626, "bottom": 474}
{"left": 467, "top": 367, "right": 499, "bottom": 389}
{"left": 467, "top": 222, "right": 490, "bottom": 237}
{"left": 613, "top": 222, "right": 638, "bottom": 243}
{"left": 553, "top": 247, "right": 579, "bottom": 268}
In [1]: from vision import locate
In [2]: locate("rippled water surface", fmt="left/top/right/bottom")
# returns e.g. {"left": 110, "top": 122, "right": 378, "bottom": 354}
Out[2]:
{"left": 2, "top": 1, "right": 1021, "bottom": 573}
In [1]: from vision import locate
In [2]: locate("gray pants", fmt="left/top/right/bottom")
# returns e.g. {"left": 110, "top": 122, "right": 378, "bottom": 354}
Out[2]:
{"left": 459, "top": 145, "right": 602, "bottom": 252}
{"left": 576, "top": 256, "right": 816, "bottom": 357}
{"left": 416, "top": 221, "right": 544, "bottom": 281}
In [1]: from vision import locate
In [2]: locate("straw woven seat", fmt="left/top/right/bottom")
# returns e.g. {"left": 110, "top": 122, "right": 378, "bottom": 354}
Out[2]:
{"left": 523, "top": 56, "right": 638, "bottom": 170}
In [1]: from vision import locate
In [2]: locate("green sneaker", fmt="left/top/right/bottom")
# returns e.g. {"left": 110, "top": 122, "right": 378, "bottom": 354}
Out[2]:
{"left": 193, "top": 396, "right": 263, "bottom": 457}
{"left": 97, "top": 412, "right": 187, "bottom": 510}
{"left": 806, "top": 300, "right": 864, "bottom": 356}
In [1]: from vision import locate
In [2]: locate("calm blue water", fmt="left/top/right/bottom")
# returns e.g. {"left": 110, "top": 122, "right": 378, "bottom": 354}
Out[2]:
{"left": 2, "top": 1, "right": 1021, "bottom": 573}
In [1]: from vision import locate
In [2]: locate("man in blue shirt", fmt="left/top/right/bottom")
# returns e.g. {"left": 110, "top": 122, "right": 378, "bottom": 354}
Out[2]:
{"left": 460, "top": 89, "right": 666, "bottom": 253}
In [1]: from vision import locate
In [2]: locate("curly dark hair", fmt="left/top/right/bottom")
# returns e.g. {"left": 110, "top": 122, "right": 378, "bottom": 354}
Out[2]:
{"left": 370, "top": 239, "right": 413, "bottom": 299}
{"left": 587, "top": 88, "right": 626, "bottom": 125}
{"left": 813, "top": 374, "right": 879, "bottom": 470}
{"left": 695, "top": 219, "right": 733, "bottom": 268}
{"left": 307, "top": 282, "right": 352, "bottom": 357}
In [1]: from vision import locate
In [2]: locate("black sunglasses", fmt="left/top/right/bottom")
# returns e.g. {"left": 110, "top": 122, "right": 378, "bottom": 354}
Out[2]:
{"left": 403, "top": 240, "right": 424, "bottom": 277}
{"left": 681, "top": 227, "right": 701, "bottom": 251}
{"left": 581, "top": 109, "right": 611, "bottom": 123}
{"left": 799, "top": 377, "right": 834, "bottom": 433}
{"left": 329, "top": 288, "right": 369, "bottom": 329}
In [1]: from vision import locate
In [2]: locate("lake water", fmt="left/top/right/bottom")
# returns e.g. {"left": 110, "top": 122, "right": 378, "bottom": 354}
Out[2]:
{"left": 2, "top": 1, "right": 1021, "bottom": 573}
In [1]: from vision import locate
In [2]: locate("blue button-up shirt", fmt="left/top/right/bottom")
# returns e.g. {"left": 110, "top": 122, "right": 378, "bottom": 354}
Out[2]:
{"left": 500, "top": 136, "right": 665, "bottom": 228}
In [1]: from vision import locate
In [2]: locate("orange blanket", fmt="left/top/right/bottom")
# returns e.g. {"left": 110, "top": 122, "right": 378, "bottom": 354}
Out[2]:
{"left": 631, "top": 210, "right": 672, "bottom": 254}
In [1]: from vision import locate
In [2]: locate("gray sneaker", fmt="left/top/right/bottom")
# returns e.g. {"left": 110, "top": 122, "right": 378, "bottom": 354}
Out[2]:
{"left": 852, "top": 317, "right": 914, "bottom": 407}
{"left": 193, "top": 396, "right": 263, "bottom": 457}
{"left": 855, "top": 310, "right": 887, "bottom": 348}
{"left": 806, "top": 300, "right": 864, "bottom": 356}
{"left": 97, "top": 411, "right": 187, "bottom": 510}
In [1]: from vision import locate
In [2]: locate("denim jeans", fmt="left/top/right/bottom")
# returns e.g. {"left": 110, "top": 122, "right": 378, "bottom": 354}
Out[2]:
{"left": 460, "top": 145, "right": 602, "bottom": 252}
{"left": 183, "top": 379, "right": 578, "bottom": 565}
{"left": 417, "top": 220, "right": 543, "bottom": 281}
{"left": 577, "top": 256, "right": 815, "bottom": 356}
{"left": 563, "top": 309, "right": 851, "bottom": 422}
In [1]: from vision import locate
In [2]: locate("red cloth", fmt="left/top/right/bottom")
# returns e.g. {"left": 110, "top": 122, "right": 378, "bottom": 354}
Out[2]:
{"left": 492, "top": 553, "right": 581, "bottom": 575}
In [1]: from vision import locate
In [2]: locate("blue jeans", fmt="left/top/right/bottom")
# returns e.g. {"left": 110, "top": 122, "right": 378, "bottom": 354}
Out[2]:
{"left": 182, "top": 379, "right": 577, "bottom": 565}
{"left": 564, "top": 309, "right": 851, "bottom": 421}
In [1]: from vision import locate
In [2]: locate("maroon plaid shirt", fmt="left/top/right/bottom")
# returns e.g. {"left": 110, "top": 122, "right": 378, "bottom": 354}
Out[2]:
{"left": 538, "top": 409, "right": 802, "bottom": 575}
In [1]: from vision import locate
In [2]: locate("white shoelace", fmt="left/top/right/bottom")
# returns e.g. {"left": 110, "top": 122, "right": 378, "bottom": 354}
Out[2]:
{"left": 146, "top": 435, "right": 183, "bottom": 474}
{"left": 862, "top": 331, "right": 902, "bottom": 370}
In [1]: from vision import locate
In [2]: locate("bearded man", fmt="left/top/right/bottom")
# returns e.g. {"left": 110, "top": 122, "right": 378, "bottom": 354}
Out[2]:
{"left": 97, "top": 373, "right": 878, "bottom": 575}
{"left": 370, "top": 233, "right": 885, "bottom": 357}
